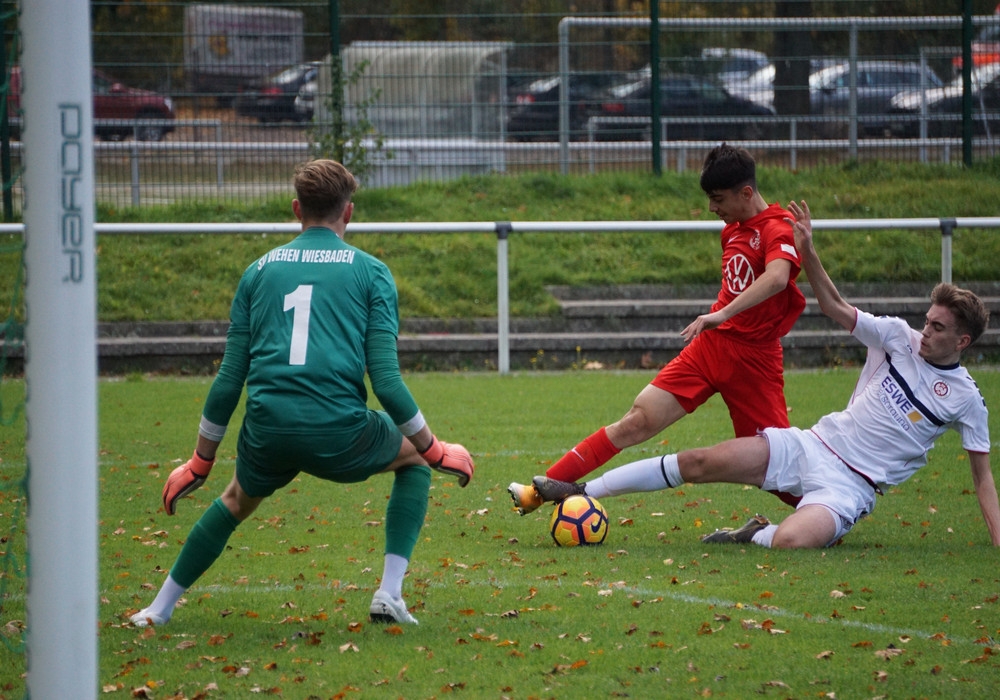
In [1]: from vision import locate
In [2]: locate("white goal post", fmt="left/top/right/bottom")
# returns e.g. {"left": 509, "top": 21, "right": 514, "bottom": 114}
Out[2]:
{"left": 22, "top": 0, "right": 98, "bottom": 696}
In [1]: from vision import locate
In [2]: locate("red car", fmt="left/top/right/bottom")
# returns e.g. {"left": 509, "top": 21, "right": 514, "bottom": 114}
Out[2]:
{"left": 952, "top": 10, "right": 1000, "bottom": 71}
{"left": 7, "top": 67, "right": 175, "bottom": 141}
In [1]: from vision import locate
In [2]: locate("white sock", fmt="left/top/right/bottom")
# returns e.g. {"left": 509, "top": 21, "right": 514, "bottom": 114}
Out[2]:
{"left": 378, "top": 553, "right": 409, "bottom": 600}
{"left": 146, "top": 574, "right": 186, "bottom": 621}
{"left": 586, "top": 455, "right": 678, "bottom": 499}
{"left": 751, "top": 524, "right": 777, "bottom": 548}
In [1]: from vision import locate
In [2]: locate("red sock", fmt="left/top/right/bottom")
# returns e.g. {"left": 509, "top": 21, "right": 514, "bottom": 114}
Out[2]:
{"left": 546, "top": 427, "right": 621, "bottom": 482}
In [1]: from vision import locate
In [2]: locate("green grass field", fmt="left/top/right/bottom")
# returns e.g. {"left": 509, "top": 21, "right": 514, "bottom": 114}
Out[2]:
{"left": 1, "top": 368, "right": 999, "bottom": 698}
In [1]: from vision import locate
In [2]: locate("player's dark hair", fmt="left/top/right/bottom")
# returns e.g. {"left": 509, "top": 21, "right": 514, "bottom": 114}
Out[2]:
{"left": 293, "top": 159, "right": 358, "bottom": 221}
{"left": 931, "top": 282, "right": 989, "bottom": 345}
{"left": 699, "top": 143, "right": 756, "bottom": 194}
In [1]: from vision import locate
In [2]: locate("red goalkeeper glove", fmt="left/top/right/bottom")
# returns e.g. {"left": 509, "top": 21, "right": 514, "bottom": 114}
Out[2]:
{"left": 162, "top": 450, "right": 215, "bottom": 515}
{"left": 419, "top": 436, "right": 474, "bottom": 488}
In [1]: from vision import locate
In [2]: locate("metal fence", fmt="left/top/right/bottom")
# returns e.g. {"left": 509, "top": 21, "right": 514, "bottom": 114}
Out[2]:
{"left": 4, "top": 1, "right": 1000, "bottom": 208}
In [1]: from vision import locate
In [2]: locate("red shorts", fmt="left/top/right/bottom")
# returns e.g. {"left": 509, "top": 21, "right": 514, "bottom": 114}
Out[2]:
{"left": 651, "top": 330, "right": 789, "bottom": 437}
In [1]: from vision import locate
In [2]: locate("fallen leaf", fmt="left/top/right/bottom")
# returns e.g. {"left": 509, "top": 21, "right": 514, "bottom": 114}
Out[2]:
{"left": 874, "top": 648, "right": 905, "bottom": 661}
{"left": 962, "top": 647, "right": 995, "bottom": 664}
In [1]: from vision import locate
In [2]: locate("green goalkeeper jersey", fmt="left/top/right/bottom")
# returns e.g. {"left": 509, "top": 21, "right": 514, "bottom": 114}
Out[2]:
{"left": 202, "top": 226, "right": 417, "bottom": 438}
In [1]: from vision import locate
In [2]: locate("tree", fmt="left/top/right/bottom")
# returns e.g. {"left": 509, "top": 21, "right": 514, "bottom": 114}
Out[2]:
{"left": 308, "top": 59, "right": 390, "bottom": 185}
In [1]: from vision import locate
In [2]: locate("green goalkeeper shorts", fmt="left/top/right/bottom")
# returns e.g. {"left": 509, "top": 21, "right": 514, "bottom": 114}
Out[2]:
{"left": 234, "top": 410, "right": 403, "bottom": 498}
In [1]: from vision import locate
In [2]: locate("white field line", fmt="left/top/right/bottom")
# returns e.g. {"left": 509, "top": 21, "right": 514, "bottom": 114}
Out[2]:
{"left": 92, "top": 577, "right": 991, "bottom": 649}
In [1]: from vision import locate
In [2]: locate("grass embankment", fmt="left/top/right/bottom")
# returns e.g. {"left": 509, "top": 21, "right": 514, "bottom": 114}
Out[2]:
{"left": 2, "top": 160, "right": 999, "bottom": 321}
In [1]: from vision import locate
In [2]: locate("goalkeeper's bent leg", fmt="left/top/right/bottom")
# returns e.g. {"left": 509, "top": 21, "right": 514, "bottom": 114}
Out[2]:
{"left": 384, "top": 465, "right": 431, "bottom": 562}
{"left": 169, "top": 497, "right": 240, "bottom": 589}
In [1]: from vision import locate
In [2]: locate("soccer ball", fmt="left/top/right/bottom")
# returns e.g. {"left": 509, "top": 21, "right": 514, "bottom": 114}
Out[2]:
{"left": 549, "top": 495, "right": 609, "bottom": 547}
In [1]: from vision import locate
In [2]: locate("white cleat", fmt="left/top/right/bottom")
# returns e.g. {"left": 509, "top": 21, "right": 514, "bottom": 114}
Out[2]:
{"left": 129, "top": 608, "right": 169, "bottom": 627}
{"left": 369, "top": 590, "right": 418, "bottom": 625}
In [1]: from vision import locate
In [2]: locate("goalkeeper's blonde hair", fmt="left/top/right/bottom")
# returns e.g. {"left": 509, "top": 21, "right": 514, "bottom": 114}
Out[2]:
{"left": 293, "top": 159, "right": 358, "bottom": 221}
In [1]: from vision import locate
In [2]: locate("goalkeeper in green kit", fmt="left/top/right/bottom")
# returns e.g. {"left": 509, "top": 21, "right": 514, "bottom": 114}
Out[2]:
{"left": 130, "top": 159, "right": 474, "bottom": 627}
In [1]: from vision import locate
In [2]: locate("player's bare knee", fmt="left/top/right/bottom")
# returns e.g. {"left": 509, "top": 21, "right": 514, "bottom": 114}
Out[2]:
{"left": 771, "top": 529, "right": 804, "bottom": 549}
{"left": 613, "top": 407, "right": 658, "bottom": 447}
{"left": 771, "top": 525, "right": 826, "bottom": 549}
{"left": 678, "top": 449, "right": 712, "bottom": 482}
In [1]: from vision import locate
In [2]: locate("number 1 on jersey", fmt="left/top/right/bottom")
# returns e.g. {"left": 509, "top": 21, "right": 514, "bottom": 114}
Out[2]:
{"left": 284, "top": 284, "right": 313, "bottom": 365}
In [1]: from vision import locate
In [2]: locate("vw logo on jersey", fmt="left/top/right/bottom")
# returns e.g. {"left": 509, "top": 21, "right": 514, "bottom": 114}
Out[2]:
{"left": 725, "top": 253, "right": 755, "bottom": 295}
{"left": 933, "top": 380, "right": 950, "bottom": 398}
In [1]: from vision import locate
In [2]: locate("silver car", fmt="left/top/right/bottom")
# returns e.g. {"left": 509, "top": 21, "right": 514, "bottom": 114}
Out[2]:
{"left": 729, "top": 60, "right": 943, "bottom": 137}
{"left": 809, "top": 61, "right": 943, "bottom": 136}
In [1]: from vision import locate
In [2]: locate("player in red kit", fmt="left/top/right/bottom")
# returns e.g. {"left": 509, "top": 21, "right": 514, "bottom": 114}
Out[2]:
{"left": 509, "top": 144, "right": 806, "bottom": 515}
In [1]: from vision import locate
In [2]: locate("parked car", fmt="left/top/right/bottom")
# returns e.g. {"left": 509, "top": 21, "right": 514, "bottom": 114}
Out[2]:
{"left": 809, "top": 61, "right": 943, "bottom": 136}
{"left": 7, "top": 66, "right": 175, "bottom": 141}
{"left": 887, "top": 61, "right": 1000, "bottom": 137}
{"left": 726, "top": 63, "right": 779, "bottom": 108}
{"left": 505, "top": 73, "right": 627, "bottom": 141}
{"left": 725, "top": 60, "right": 942, "bottom": 137}
{"left": 235, "top": 61, "right": 319, "bottom": 123}
{"left": 587, "top": 74, "right": 775, "bottom": 141}
{"left": 294, "top": 79, "right": 317, "bottom": 121}
{"left": 952, "top": 15, "right": 1000, "bottom": 70}
{"left": 701, "top": 47, "right": 771, "bottom": 90}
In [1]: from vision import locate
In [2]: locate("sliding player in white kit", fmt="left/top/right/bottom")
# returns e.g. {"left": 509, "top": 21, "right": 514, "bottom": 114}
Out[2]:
{"left": 529, "top": 200, "right": 1000, "bottom": 549}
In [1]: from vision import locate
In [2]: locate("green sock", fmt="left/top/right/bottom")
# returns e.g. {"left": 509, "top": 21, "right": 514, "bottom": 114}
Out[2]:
{"left": 384, "top": 465, "right": 430, "bottom": 560}
{"left": 169, "top": 497, "right": 239, "bottom": 589}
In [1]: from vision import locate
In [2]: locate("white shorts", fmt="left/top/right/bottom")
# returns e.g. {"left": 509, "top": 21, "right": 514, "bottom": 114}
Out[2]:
{"left": 761, "top": 427, "right": 878, "bottom": 544}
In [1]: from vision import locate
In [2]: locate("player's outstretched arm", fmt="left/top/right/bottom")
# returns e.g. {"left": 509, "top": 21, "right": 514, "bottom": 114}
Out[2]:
{"left": 969, "top": 451, "right": 1000, "bottom": 546}
{"left": 786, "top": 200, "right": 856, "bottom": 331}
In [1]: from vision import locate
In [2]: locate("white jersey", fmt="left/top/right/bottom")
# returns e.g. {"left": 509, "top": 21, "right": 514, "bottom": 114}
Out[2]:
{"left": 810, "top": 309, "right": 990, "bottom": 488}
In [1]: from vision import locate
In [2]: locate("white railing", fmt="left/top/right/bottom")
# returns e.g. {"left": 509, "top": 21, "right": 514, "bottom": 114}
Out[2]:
{"left": 4, "top": 216, "right": 998, "bottom": 373}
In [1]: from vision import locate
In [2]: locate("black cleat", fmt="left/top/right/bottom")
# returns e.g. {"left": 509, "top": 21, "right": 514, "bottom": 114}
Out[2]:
{"left": 701, "top": 514, "right": 771, "bottom": 544}
{"left": 531, "top": 475, "right": 586, "bottom": 504}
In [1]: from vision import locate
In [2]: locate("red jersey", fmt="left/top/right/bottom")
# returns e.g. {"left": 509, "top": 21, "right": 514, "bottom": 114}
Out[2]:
{"left": 711, "top": 202, "right": 805, "bottom": 343}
